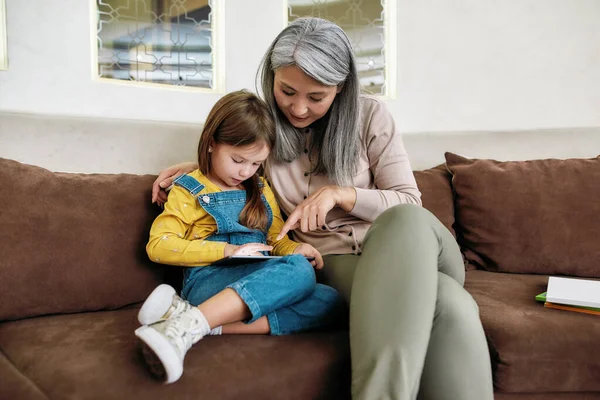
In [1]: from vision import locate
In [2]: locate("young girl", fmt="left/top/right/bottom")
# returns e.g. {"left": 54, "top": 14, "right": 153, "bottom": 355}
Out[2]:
{"left": 135, "top": 90, "right": 343, "bottom": 384}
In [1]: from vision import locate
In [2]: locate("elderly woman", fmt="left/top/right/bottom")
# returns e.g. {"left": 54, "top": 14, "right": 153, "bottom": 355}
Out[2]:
{"left": 153, "top": 17, "right": 493, "bottom": 400}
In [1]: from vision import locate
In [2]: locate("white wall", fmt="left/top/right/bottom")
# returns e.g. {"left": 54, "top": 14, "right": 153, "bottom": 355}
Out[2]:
{"left": 0, "top": 0, "right": 286, "bottom": 124}
{"left": 1, "top": 0, "right": 600, "bottom": 132}
{"left": 394, "top": 0, "right": 600, "bottom": 132}
{"left": 1, "top": 0, "right": 599, "bottom": 174}
{"left": 2, "top": 111, "right": 599, "bottom": 174}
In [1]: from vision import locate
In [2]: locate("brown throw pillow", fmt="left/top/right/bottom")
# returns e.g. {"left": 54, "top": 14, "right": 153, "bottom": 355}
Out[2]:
{"left": 413, "top": 164, "right": 455, "bottom": 237}
{"left": 445, "top": 152, "right": 600, "bottom": 277}
{"left": 0, "top": 158, "right": 165, "bottom": 321}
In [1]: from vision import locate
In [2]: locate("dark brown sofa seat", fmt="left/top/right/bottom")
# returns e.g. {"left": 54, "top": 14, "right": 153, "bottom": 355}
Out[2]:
{"left": 0, "top": 351, "right": 48, "bottom": 400}
{"left": 466, "top": 270, "right": 600, "bottom": 395}
{"left": 0, "top": 308, "right": 350, "bottom": 400}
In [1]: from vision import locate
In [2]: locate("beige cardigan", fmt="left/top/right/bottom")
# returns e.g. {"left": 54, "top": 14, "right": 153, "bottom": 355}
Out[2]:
{"left": 266, "top": 96, "right": 422, "bottom": 256}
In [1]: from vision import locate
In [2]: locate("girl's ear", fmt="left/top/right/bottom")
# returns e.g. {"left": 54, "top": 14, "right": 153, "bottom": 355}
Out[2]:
{"left": 336, "top": 82, "right": 344, "bottom": 93}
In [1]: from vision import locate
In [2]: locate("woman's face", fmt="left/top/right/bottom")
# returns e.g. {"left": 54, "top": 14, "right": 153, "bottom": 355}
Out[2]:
{"left": 273, "top": 65, "right": 342, "bottom": 129}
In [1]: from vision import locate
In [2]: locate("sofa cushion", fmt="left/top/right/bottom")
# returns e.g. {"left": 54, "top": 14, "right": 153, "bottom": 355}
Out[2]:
{"left": 0, "top": 307, "right": 350, "bottom": 399}
{"left": 446, "top": 152, "right": 600, "bottom": 277}
{"left": 465, "top": 269, "right": 600, "bottom": 393}
{"left": 494, "top": 394, "right": 600, "bottom": 400}
{"left": 0, "top": 350, "right": 47, "bottom": 400}
{"left": 413, "top": 164, "right": 455, "bottom": 237}
{"left": 0, "top": 157, "right": 164, "bottom": 321}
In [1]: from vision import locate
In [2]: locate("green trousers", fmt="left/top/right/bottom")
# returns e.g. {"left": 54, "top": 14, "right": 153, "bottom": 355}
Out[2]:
{"left": 322, "top": 204, "right": 493, "bottom": 400}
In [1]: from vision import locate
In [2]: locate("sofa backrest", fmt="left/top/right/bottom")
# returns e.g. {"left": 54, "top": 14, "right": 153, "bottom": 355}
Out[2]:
{"left": 0, "top": 157, "right": 456, "bottom": 322}
{"left": 0, "top": 158, "right": 165, "bottom": 321}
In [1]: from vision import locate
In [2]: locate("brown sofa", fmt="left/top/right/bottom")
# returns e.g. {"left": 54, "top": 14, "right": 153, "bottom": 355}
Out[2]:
{"left": 1, "top": 154, "right": 599, "bottom": 400}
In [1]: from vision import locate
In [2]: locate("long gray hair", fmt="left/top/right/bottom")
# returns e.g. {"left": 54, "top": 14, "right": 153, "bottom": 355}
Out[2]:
{"left": 257, "top": 17, "right": 361, "bottom": 186}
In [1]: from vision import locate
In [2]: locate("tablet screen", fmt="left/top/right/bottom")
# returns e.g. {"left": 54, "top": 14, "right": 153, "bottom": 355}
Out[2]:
{"left": 212, "top": 255, "right": 315, "bottom": 267}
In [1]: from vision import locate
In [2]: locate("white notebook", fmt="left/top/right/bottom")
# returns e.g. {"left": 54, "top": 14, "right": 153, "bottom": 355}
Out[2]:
{"left": 546, "top": 276, "right": 600, "bottom": 308}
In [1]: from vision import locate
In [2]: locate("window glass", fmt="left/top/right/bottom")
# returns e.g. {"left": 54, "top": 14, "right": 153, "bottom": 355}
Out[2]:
{"left": 96, "top": 0, "right": 215, "bottom": 89}
{"left": 288, "top": 0, "right": 393, "bottom": 96}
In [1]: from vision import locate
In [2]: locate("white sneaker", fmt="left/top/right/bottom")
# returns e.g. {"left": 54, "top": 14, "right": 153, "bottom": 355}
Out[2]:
{"left": 135, "top": 308, "right": 208, "bottom": 383}
{"left": 138, "top": 284, "right": 194, "bottom": 325}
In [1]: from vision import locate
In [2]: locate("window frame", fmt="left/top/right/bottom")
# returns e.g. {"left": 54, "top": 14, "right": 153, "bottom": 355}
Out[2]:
{"left": 383, "top": 0, "right": 397, "bottom": 99}
{"left": 0, "top": 0, "right": 7, "bottom": 70}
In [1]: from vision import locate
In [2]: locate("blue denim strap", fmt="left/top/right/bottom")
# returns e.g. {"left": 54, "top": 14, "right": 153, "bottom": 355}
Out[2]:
{"left": 173, "top": 174, "right": 205, "bottom": 196}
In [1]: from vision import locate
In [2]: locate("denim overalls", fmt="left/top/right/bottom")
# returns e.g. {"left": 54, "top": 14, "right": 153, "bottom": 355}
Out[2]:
{"left": 173, "top": 174, "right": 343, "bottom": 335}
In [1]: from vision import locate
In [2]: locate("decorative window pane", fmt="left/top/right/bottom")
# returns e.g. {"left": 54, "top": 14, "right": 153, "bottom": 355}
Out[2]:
{"left": 96, "top": 0, "right": 216, "bottom": 89}
{"left": 288, "top": 0, "right": 395, "bottom": 97}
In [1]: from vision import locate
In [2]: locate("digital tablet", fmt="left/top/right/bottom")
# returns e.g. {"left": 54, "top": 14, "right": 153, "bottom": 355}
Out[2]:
{"left": 212, "top": 255, "right": 315, "bottom": 267}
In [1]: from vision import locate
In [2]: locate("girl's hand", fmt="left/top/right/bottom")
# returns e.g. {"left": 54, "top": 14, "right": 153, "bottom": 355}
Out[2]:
{"left": 152, "top": 162, "right": 198, "bottom": 206}
{"left": 276, "top": 185, "right": 356, "bottom": 240}
{"left": 294, "top": 243, "right": 324, "bottom": 270}
{"left": 227, "top": 243, "right": 273, "bottom": 257}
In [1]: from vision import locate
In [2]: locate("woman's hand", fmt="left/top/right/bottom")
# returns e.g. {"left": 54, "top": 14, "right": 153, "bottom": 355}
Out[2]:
{"left": 293, "top": 243, "right": 324, "bottom": 270}
{"left": 151, "top": 162, "right": 198, "bottom": 206}
{"left": 276, "top": 185, "right": 356, "bottom": 240}
{"left": 226, "top": 243, "right": 273, "bottom": 257}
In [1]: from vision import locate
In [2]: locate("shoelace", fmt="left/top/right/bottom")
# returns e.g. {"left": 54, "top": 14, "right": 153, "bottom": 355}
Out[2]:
{"left": 166, "top": 296, "right": 192, "bottom": 319}
{"left": 164, "top": 313, "right": 204, "bottom": 354}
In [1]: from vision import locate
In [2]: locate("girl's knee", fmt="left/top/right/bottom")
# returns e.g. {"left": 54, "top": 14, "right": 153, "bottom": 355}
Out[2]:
{"left": 284, "top": 254, "right": 316, "bottom": 294}
{"left": 315, "top": 283, "right": 343, "bottom": 306}
{"left": 314, "top": 284, "right": 347, "bottom": 326}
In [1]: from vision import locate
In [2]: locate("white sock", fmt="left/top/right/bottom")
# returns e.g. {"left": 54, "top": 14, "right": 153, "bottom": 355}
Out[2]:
{"left": 209, "top": 326, "right": 223, "bottom": 335}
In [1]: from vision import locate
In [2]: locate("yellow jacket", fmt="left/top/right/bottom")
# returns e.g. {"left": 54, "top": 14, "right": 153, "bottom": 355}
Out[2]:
{"left": 146, "top": 170, "right": 299, "bottom": 267}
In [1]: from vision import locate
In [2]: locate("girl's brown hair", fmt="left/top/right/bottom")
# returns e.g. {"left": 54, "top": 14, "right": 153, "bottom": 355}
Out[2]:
{"left": 198, "top": 90, "right": 275, "bottom": 231}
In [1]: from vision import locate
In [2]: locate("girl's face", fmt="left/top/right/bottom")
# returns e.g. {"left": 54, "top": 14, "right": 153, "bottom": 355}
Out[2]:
{"left": 273, "top": 65, "right": 342, "bottom": 129}
{"left": 208, "top": 140, "right": 270, "bottom": 190}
